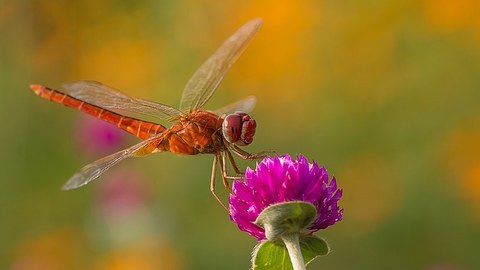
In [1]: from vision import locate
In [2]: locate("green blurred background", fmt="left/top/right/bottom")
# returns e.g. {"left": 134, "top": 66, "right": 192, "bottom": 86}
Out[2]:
{"left": 2, "top": 0, "right": 480, "bottom": 269}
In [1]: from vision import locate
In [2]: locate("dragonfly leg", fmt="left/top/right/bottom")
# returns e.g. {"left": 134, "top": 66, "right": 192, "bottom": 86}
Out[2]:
{"left": 219, "top": 153, "right": 231, "bottom": 190}
{"left": 226, "top": 149, "right": 243, "bottom": 175}
{"left": 219, "top": 149, "right": 249, "bottom": 187}
{"left": 211, "top": 155, "right": 228, "bottom": 211}
{"left": 221, "top": 151, "right": 247, "bottom": 188}
{"left": 230, "top": 144, "right": 274, "bottom": 160}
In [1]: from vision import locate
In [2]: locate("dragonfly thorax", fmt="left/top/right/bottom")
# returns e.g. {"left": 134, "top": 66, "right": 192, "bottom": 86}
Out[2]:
{"left": 222, "top": 111, "right": 256, "bottom": 146}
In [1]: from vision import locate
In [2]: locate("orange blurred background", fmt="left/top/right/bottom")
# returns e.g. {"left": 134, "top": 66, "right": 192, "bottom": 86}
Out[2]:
{"left": 1, "top": 0, "right": 480, "bottom": 269}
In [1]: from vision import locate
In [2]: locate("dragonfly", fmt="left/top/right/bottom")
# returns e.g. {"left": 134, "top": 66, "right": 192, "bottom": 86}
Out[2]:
{"left": 30, "top": 18, "right": 269, "bottom": 210}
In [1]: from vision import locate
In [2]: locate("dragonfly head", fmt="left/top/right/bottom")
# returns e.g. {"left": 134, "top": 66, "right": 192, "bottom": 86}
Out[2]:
{"left": 222, "top": 111, "right": 256, "bottom": 146}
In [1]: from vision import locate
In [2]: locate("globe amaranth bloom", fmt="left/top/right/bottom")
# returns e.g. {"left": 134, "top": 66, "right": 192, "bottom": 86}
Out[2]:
{"left": 229, "top": 154, "right": 343, "bottom": 240}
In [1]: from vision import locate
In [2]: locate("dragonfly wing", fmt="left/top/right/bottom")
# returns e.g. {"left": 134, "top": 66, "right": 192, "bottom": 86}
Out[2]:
{"left": 62, "top": 132, "right": 164, "bottom": 190}
{"left": 214, "top": 95, "right": 256, "bottom": 115}
{"left": 179, "top": 18, "right": 262, "bottom": 112}
{"left": 63, "top": 80, "right": 182, "bottom": 121}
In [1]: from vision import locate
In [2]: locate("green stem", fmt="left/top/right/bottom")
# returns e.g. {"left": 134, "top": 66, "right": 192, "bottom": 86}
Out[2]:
{"left": 281, "top": 233, "right": 306, "bottom": 270}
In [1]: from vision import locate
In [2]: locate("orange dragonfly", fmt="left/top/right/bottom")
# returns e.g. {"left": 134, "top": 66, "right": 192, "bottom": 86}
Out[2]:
{"left": 30, "top": 18, "right": 268, "bottom": 209}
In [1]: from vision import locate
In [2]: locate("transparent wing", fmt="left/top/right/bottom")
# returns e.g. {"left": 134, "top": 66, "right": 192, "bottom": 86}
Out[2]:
{"left": 63, "top": 80, "right": 182, "bottom": 121}
{"left": 214, "top": 95, "right": 256, "bottom": 115}
{"left": 179, "top": 18, "right": 262, "bottom": 112}
{"left": 62, "top": 132, "right": 164, "bottom": 190}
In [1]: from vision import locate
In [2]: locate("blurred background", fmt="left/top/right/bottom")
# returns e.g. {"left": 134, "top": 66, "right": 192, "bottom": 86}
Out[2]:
{"left": 1, "top": 0, "right": 480, "bottom": 269}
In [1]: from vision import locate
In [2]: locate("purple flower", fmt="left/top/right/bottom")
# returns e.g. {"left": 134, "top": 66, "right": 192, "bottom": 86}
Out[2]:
{"left": 229, "top": 154, "right": 343, "bottom": 240}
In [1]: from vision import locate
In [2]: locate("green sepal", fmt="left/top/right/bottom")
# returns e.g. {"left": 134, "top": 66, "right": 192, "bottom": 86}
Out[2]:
{"left": 254, "top": 201, "right": 317, "bottom": 241}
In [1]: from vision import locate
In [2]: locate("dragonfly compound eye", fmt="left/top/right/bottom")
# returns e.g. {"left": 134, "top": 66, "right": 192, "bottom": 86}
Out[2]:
{"left": 222, "top": 112, "right": 256, "bottom": 146}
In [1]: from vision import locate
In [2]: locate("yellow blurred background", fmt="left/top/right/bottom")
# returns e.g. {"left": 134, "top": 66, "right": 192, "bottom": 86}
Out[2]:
{"left": 1, "top": 0, "right": 480, "bottom": 269}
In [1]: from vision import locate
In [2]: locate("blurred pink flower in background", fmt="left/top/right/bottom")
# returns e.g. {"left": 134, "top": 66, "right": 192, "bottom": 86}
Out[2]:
{"left": 95, "top": 168, "right": 150, "bottom": 218}
{"left": 90, "top": 168, "right": 185, "bottom": 269}
{"left": 75, "top": 115, "right": 127, "bottom": 157}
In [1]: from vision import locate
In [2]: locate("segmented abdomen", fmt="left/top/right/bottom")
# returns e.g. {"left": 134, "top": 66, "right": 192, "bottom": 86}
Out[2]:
{"left": 30, "top": 84, "right": 166, "bottom": 140}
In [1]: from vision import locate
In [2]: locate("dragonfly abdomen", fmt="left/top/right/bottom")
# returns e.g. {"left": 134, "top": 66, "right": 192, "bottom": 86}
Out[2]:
{"left": 30, "top": 84, "right": 166, "bottom": 140}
